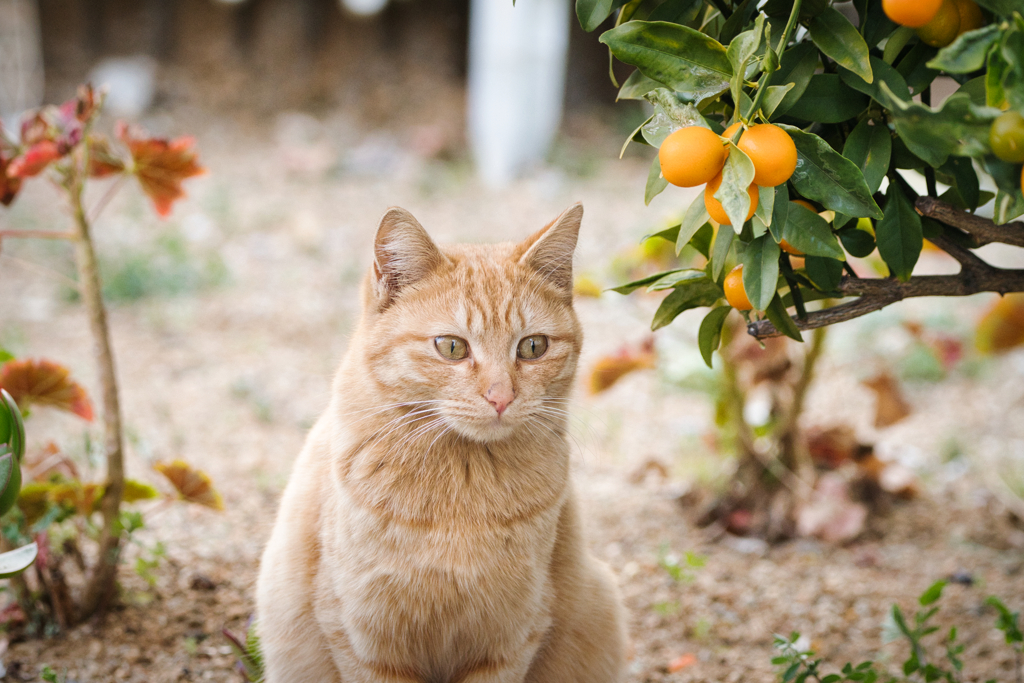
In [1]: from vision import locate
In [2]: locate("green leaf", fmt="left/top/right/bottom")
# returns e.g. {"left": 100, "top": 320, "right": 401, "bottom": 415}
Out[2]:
{"left": 0, "top": 390, "right": 24, "bottom": 462}
{"left": 843, "top": 119, "right": 892, "bottom": 195}
{"left": 0, "top": 453, "right": 14, "bottom": 514}
{"left": 805, "top": 255, "right": 843, "bottom": 291}
{"left": 919, "top": 580, "right": 948, "bottom": 606}
{"left": 0, "top": 542, "right": 37, "bottom": 578}
{"left": 649, "top": 268, "right": 709, "bottom": 291}
{"left": 726, "top": 15, "right": 765, "bottom": 75}
{"left": 621, "top": 114, "right": 654, "bottom": 158}
{"left": 880, "top": 85, "right": 1001, "bottom": 168}
{"left": 677, "top": 194, "right": 712, "bottom": 255}
{"left": 711, "top": 226, "right": 735, "bottom": 281}
{"left": 762, "top": 84, "right": 796, "bottom": 119}
{"left": 987, "top": 44, "right": 1009, "bottom": 107}
{"left": 780, "top": 126, "right": 883, "bottom": 219}
{"left": 648, "top": 0, "right": 704, "bottom": 23}
{"left": 783, "top": 203, "right": 846, "bottom": 259}
{"left": 768, "top": 42, "right": 819, "bottom": 119}
{"left": 784, "top": 74, "right": 869, "bottom": 123}
{"left": 937, "top": 156, "right": 980, "bottom": 210}
{"left": 973, "top": 0, "right": 1024, "bottom": 16}
{"left": 755, "top": 178, "right": 776, "bottom": 228}
{"left": 876, "top": 183, "right": 922, "bottom": 282}
{"left": 0, "top": 348, "right": 12, "bottom": 363}
{"left": 642, "top": 89, "right": 710, "bottom": 146}
{"left": 577, "top": 0, "right": 627, "bottom": 32}
{"left": 698, "top": 306, "right": 732, "bottom": 368}
{"left": 690, "top": 223, "right": 715, "bottom": 258}
{"left": 770, "top": 184, "right": 790, "bottom": 242}
{"left": 839, "top": 55, "right": 911, "bottom": 103}
{"left": 765, "top": 294, "right": 803, "bottom": 341}
{"left": 651, "top": 276, "right": 723, "bottom": 330}
{"left": 957, "top": 76, "right": 987, "bottom": 105}
{"left": 742, "top": 235, "right": 781, "bottom": 311}
{"left": 617, "top": 70, "right": 668, "bottom": 100}
{"left": 645, "top": 155, "right": 669, "bottom": 205}
{"left": 600, "top": 22, "right": 733, "bottom": 103}
{"left": 610, "top": 269, "right": 686, "bottom": 295}
{"left": 928, "top": 25, "right": 1002, "bottom": 73}
{"left": 883, "top": 26, "right": 915, "bottom": 65}
{"left": 719, "top": 0, "right": 758, "bottom": 45}
{"left": 808, "top": 7, "right": 873, "bottom": 83}
{"left": 645, "top": 225, "right": 679, "bottom": 244}
{"left": 995, "top": 188, "right": 1024, "bottom": 225}
{"left": 715, "top": 145, "right": 756, "bottom": 229}
{"left": 896, "top": 42, "right": 939, "bottom": 95}
{"left": 838, "top": 226, "right": 876, "bottom": 257}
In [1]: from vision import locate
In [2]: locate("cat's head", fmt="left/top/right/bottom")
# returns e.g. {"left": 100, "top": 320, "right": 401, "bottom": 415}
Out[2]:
{"left": 353, "top": 204, "right": 584, "bottom": 444}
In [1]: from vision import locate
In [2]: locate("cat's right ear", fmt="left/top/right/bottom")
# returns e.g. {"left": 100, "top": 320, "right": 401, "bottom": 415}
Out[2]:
{"left": 373, "top": 207, "right": 444, "bottom": 310}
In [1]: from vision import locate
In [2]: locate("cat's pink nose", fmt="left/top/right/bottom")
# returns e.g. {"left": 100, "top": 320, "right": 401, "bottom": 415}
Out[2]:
{"left": 485, "top": 383, "right": 515, "bottom": 416}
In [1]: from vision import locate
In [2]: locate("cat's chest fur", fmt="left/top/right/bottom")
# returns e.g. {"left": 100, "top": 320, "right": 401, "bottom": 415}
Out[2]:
{"left": 312, "top": 422, "right": 569, "bottom": 667}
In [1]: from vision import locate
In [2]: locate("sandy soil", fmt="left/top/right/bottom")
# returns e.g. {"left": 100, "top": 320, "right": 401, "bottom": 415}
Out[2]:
{"left": 1, "top": 100, "right": 1023, "bottom": 682}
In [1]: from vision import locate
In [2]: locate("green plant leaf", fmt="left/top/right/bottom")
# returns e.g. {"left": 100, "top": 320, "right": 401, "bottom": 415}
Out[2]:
{"left": 642, "top": 89, "right": 710, "bottom": 146}
{"left": 648, "top": 0, "right": 704, "bottom": 23}
{"left": 780, "top": 126, "right": 883, "bottom": 219}
{"left": 0, "top": 389, "right": 24, "bottom": 462}
{"left": 804, "top": 255, "right": 843, "bottom": 291}
{"left": 876, "top": 183, "right": 922, "bottom": 282}
{"left": 765, "top": 294, "right": 803, "bottom": 341}
{"left": 880, "top": 85, "right": 1001, "bottom": 168}
{"left": 0, "top": 349, "right": 12, "bottom": 363}
{"left": 645, "top": 155, "right": 668, "bottom": 205}
{"left": 711, "top": 226, "right": 735, "bottom": 281}
{"left": 973, "top": 0, "right": 1024, "bottom": 16}
{"left": 617, "top": 70, "right": 668, "bottom": 100}
{"left": 782, "top": 203, "right": 846, "bottom": 259}
{"left": 690, "top": 223, "right": 715, "bottom": 258}
{"left": 742, "top": 235, "right": 781, "bottom": 311}
{"left": 727, "top": 15, "right": 765, "bottom": 75}
{"left": 937, "top": 156, "right": 980, "bottom": 210}
{"left": 919, "top": 580, "right": 948, "bottom": 606}
{"left": 719, "top": 0, "right": 758, "bottom": 44}
{"left": 883, "top": 26, "right": 915, "bottom": 65}
{"left": 0, "top": 453, "right": 14, "bottom": 515}
{"left": 784, "top": 74, "right": 869, "bottom": 123}
{"left": 677, "top": 194, "right": 712, "bottom": 255}
{"left": 761, "top": 84, "right": 796, "bottom": 119}
{"left": 896, "top": 42, "right": 940, "bottom": 95}
{"left": 698, "top": 306, "right": 732, "bottom": 368}
{"left": 928, "top": 25, "right": 1002, "bottom": 73}
{"left": 839, "top": 55, "right": 911, "bottom": 103}
{"left": 843, "top": 119, "right": 892, "bottom": 195}
{"left": 808, "top": 7, "right": 873, "bottom": 83}
{"left": 755, "top": 178, "right": 776, "bottom": 228}
{"left": 768, "top": 42, "right": 819, "bottom": 119}
{"left": 837, "top": 226, "right": 876, "bottom": 257}
{"left": 715, "top": 145, "right": 756, "bottom": 229}
{"left": 987, "top": 44, "right": 1009, "bottom": 108}
{"left": 577, "top": 0, "right": 627, "bottom": 32}
{"left": 600, "top": 21, "right": 733, "bottom": 103}
{"left": 649, "top": 268, "right": 709, "bottom": 291}
{"left": 770, "top": 184, "right": 790, "bottom": 242}
{"left": 651, "top": 276, "right": 723, "bottom": 330}
{"left": 610, "top": 269, "right": 687, "bottom": 295}
{"left": 0, "top": 542, "right": 37, "bottom": 579}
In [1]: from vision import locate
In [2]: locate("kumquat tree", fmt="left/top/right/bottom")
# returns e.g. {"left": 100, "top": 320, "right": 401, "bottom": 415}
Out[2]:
{"left": 577, "top": 0, "right": 1024, "bottom": 536}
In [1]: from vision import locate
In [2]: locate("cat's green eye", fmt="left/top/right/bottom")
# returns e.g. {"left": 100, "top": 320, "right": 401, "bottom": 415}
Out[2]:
{"left": 435, "top": 336, "right": 469, "bottom": 361}
{"left": 517, "top": 335, "right": 548, "bottom": 360}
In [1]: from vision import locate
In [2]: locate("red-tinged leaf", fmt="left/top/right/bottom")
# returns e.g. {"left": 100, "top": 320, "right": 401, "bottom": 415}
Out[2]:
{"left": 0, "top": 152, "right": 22, "bottom": 206}
{"left": 154, "top": 459, "right": 224, "bottom": 511}
{"left": 0, "top": 359, "right": 94, "bottom": 420}
{"left": 117, "top": 122, "right": 205, "bottom": 218}
{"left": 588, "top": 337, "right": 657, "bottom": 394}
{"left": 667, "top": 654, "right": 697, "bottom": 673}
{"left": 87, "top": 135, "right": 126, "bottom": 178}
{"left": 7, "top": 141, "right": 62, "bottom": 178}
{"left": 976, "top": 293, "right": 1024, "bottom": 354}
{"left": 861, "top": 371, "right": 912, "bottom": 428}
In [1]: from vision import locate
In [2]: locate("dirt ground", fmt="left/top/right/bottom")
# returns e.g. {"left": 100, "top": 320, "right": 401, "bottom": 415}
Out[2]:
{"left": 1, "top": 91, "right": 1024, "bottom": 682}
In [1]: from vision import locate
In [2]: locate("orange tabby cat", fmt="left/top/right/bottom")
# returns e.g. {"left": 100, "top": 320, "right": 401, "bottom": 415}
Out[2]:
{"left": 255, "top": 203, "right": 626, "bottom": 682}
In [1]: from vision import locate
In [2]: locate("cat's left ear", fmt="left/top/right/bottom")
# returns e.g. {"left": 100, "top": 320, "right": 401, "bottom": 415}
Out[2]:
{"left": 373, "top": 207, "right": 444, "bottom": 310}
{"left": 518, "top": 202, "right": 582, "bottom": 298}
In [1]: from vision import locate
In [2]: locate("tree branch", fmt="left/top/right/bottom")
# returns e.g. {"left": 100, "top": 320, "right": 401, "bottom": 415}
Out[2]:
{"left": 915, "top": 196, "right": 1024, "bottom": 247}
{"left": 748, "top": 199, "right": 1024, "bottom": 339}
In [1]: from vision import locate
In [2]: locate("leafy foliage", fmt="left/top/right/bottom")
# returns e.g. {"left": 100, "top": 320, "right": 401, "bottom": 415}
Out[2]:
{"left": 772, "top": 582, "right": 1023, "bottom": 682}
{"left": 584, "top": 0, "right": 1024, "bottom": 351}
{"left": 0, "top": 358, "right": 94, "bottom": 421}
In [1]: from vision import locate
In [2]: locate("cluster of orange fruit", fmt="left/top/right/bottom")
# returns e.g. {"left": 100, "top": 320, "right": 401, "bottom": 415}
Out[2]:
{"left": 659, "top": 122, "right": 801, "bottom": 311}
{"left": 882, "top": 0, "right": 984, "bottom": 48}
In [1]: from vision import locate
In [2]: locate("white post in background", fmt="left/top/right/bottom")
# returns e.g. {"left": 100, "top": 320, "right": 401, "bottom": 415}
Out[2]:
{"left": 468, "top": 0, "right": 571, "bottom": 188}
{"left": 0, "top": 0, "right": 44, "bottom": 122}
